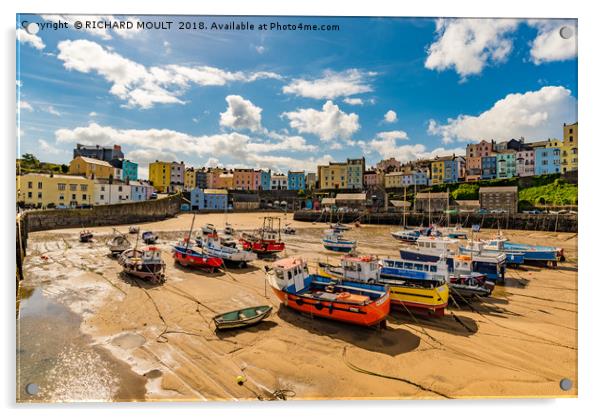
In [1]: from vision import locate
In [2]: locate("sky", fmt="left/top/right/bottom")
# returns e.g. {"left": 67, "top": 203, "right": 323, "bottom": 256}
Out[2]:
{"left": 16, "top": 15, "right": 578, "bottom": 179}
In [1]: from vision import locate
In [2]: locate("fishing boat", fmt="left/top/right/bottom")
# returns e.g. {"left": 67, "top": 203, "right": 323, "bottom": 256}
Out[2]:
{"left": 318, "top": 255, "right": 380, "bottom": 283}
{"left": 172, "top": 239, "right": 224, "bottom": 272}
{"left": 172, "top": 214, "right": 224, "bottom": 272}
{"left": 107, "top": 231, "right": 131, "bottom": 256}
{"left": 212, "top": 305, "right": 272, "bottom": 330}
{"left": 196, "top": 234, "right": 257, "bottom": 267}
{"left": 449, "top": 255, "right": 494, "bottom": 298}
{"left": 240, "top": 217, "right": 285, "bottom": 255}
{"left": 118, "top": 246, "right": 166, "bottom": 284}
{"left": 482, "top": 234, "right": 563, "bottom": 266}
{"left": 223, "top": 223, "right": 235, "bottom": 236}
{"left": 379, "top": 258, "right": 449, "bottom": 317}
{"left": 201, "top": 223, "right": 217, "bottom": 236}
{"left": 400, "top": 236, "right": 506, "bottom": 282}
{"left": 459, "top": 240, "right": 524, "bottom": 266}
{"left": 329, "top": 222, "right": 350, "bottom": 231}
{"left": 283, "top": 224, "right": 296, "bottom": 234}
{"left": 142, "top": 231, "right": 158, "bottom": 244}
{"left": 129, "top": 225, "right": 139, "bottom": 234}
{"left": 266, "top": 257, "right": 390, "bottom": 327}
{"left": 391, "top": 229, "right": 421, "bottom": 243}
{"left": 322, "top": 230, "right": 357, "bottom": 253}
{"left": 79, "top": 230, "right": 93, "bottom": 242}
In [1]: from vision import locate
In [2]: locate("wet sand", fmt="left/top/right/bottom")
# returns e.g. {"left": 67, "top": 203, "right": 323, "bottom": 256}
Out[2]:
{"left": 17, "top": 212, "right": 578, "bottom": 401}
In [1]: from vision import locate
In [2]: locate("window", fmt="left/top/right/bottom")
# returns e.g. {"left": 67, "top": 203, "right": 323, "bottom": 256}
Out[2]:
{"left": 38, "top": 182, "right": 42, "bottom": 189}
{"left": 27, "top": 192, "right": 32, "bottom": 198}
{"left": 100, "top": 195, "right": 104, "bottom": 200}
{"left": 59, "top": 194, "right": 64, "bottom": 200}
{"left": 28, "top": 181, "right": 33, "bottom": 189}
{"left": 70, "top": 184, "right": 77, "bottom": 191}
{"left": 72, "top": 194, "right": 76, "bottom": 201}
{"left": 82, "top": 194, "right": 87, "bottom": 200}
{"left": 58, "top": 183, "right": 66, "bottom": 190}
{"left": 37, "top": 192, "right": 42, "bottom": 199}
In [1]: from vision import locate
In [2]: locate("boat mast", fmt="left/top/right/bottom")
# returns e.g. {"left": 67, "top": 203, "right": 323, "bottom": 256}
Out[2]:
{"left": 428, "top": 191, "right": 431, "bottom": 227}
{"left": 403, "top": 186, "right": 407, "bottom": 228}
{"left": 185, "top": 213, "right": 196, "bottom": 251}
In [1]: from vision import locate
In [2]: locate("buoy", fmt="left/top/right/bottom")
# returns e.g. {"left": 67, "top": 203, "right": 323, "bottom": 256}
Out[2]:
{"left": 236, "top": 375, "right": 246, "bottom": 386}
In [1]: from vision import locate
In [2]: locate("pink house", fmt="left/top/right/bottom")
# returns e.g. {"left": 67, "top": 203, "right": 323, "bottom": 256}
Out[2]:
{"left": 516, "top": 148, "right": 535, "bottom": 177}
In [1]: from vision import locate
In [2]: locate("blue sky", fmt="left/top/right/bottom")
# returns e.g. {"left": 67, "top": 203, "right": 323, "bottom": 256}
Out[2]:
{"left": 17, "top": 15, "right": 577, "bottom": 178}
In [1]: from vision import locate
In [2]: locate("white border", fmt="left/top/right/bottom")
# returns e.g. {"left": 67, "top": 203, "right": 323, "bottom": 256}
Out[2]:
{"left": 3, "top": 1, "right": 599, "bottom": 416}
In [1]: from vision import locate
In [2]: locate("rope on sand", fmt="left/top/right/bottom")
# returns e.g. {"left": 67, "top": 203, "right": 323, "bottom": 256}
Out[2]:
{"left": 341, "top": 346, "right": 451, "bottom": 399}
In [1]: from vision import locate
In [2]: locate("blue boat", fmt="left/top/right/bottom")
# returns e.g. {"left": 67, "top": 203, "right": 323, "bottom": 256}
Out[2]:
{"left": 391, "top": 229, "right": 421, "bottom": 242}
{"left": 481, "top": 236, "right": 563, "bottom": 265}
{"left": 322, "top": 230, "right": 357, "bottom": 253}
{"left": 459, "top": 240, "right": 525, "bottom": 266}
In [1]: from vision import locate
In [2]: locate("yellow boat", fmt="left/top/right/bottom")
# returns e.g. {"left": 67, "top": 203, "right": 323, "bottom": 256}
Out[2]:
{"left": 319, "top": 255, "right": 449, "bottom": 317}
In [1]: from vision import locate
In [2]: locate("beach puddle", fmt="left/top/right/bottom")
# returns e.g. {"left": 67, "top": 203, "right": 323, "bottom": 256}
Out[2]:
{"left": 17, "top": 286, "right": 146, "bottom": 402}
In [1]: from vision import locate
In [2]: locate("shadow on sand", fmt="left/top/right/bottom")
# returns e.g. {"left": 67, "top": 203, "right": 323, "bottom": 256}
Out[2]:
{"left": 213, "top": 320, "right": 279, "bottom": 339}
{"left": 275, "top": 306, "right": 421, "bottom": 356}
{"left": 387, "top": 309, "right": 480, "bottom": 336}
{"left": 118, "top": 272, "right": 165, "bottom": 289}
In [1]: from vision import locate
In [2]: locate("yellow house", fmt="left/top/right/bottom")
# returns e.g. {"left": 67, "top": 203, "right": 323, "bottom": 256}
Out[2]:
{"left": 318, "top": 162, "right": 347, "bottom": 189}
{"left": 184, "top": 167, "right": 196, "bottom": 191}
{"left": 69, "top": 156, "right": 113, "bottom": 179}
{"left": 16, "top": 173, "right": 94, "bottom": 208}
{"left": 384, "top": 171, "right": 404, "bottom": 188}
{"left": 562, "top": 122, "right": 578, "bottom": 172}
{"left": 149, "top": 161, "right": 171, "bottom": 193}
{"left": 430, "top": 160, "right": 445, "bottom": 185}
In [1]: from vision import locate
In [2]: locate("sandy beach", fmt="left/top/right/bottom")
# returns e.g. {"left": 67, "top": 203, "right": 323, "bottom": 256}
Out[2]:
{"left": 17, "top": 211, "right": 578, "bottom": 402}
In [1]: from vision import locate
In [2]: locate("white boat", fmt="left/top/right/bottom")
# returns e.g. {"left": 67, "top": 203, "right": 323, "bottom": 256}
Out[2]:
{"left": 223, "top": 223, "right": 235, "bottom": 235}
{"left": 196, "top": 234, "right": 257, "bottom": 267}
{"left": 107, "top": 232, "right": 131, "bottom": 255}
{"left": 322, "top": 230, "right": 357, "bottom": 253}
{"left": 119, "top": 246, "right": 166, "bottom": 284}
{"left": 201, "top": 223, "right": 217, "bottom": 235}
{"left": 319, "top": 255, "right": 379, "bottom": 283}
{"left": 283, "top": 224, "right": 296, "bottom": 234}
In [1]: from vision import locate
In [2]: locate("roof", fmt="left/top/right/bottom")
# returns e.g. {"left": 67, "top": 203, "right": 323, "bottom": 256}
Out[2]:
{"left": 454, "top": 200, "right": 480, "bottom": 207}
{"left": 321, "top": 197, "right": 336, "bottom": 205}
{"left": 336, "top": 193, "right": 366, "bottom": 201}
{"left": 385, "top": 171, "right": 404, "bottom": 177}
{"left": 390, "top": 200, "right": 411, "bottom": 208}
{"left": 18, "top": 173, "right": 90, "bottom": 180}
{"left": 76, "top": 156, "right": 113, "bottom": 167}
{"left": 479, "top": 186, "right": 518, "bottom": 193}
{"left": 273, "top": 257, "right": 305, "bottom": 270}
{"left": 202, "top": 189, "right": 228, "bottom": 195}
{"left": 416, "top": 192, "right": 449, "bottom": 199}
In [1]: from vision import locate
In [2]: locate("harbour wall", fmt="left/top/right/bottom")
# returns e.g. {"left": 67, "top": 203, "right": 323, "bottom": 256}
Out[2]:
{"left": 293, "top": 210, "right": 578, "bottom": 233}
{"left": 16, "top": 194, "right": 182, "bottom": 285}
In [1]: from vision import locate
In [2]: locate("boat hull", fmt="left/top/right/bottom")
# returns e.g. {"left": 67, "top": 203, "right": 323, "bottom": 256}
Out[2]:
{"left": 384, "top": 281, "right": 449, "bottom": 317}
{"left": 322, "top": 243, "right": 355, "bottom": 253}
{"left": 213, "top": 306, "right": 273, "bottom": 330}
{"left": 172, "top": 247, "right": 223, "bottom": 271}
{"left": 272, "top": 287, "right": 389, "bottom": 327}
{"left": 240, "top": 240, "right": 285, "bottom": 254}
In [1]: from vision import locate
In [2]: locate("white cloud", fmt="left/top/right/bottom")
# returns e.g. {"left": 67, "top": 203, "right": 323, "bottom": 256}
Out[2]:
{"left": 89, "top": 112, "right": 97, "bottom": 117}
{"left": 343, "top": 98, "right": 364, "bottom": 106}
{"left": 376, "top": 130, "right": 408, "bottom": 141}
{"left": 528, "top": 20, "right": 577, "bottom": 64}
{"left": 282, "top": 101, "right": 360, "bottom": 142}
{"left": 46, "top": 106, "right": 61, "bottom": 116}
{"left": 163, "top": 41, "right": 172, "bottom": 54}
{"left": 19, "top": 101, "right": 33, "bottom": 111}
{"left": 255, "top": 45, "right": 266, "bottom": 54}
{"left": 56, "top": 39, "right": 281, "bottom": 109}
{"left": 428, "top": 86, "right": 577, "bottom": 143}
{"left": 16, "top": 28, "right": 45, "bottom": 50}
{"left": 364, "top": 133, "right": 463, "bottom": 165}
{"left": 54, "top": 123, "right": 318, "bottom": 170}
{"left": 17, "top": 80, "right": 22, "bottom": 87}
{"left": 425, "top": 18, "right": 519, "bottom": 79}
{"left": 282, "top": 69, "right": 375, "bottom": 99}
{"left": 205, "top": 157, "right": 220, "bottom": 168}
{"left": 219, "top": 95, "right": 263, "bottom": 132}
{"left": 384, "top": 110, "right": 398, "bottom": 123}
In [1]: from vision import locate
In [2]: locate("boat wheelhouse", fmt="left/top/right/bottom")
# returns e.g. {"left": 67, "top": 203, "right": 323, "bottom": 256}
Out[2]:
{"left": 482, "top": 237, "right": 563, "bottom": 266}
{"left": 107, "top": 232, "right": 131, "bottom": 256}
{"left": 318, "top": 255, "right": 379, "bottom": 283}
{"left": 266, "top": 257, "right": 390, "bottom": 327}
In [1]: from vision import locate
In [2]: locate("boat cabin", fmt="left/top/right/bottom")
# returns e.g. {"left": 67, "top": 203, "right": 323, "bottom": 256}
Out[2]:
{"left": 380, "top": 257, "right": 449, "bottom": 282}
{"left": 269, "top": 257, "right": 311, "bottom": 293}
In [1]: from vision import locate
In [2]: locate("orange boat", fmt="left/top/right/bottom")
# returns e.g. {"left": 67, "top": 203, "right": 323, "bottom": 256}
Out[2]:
{"left": 265, "top": 257, "right": 390, "bottom": 327}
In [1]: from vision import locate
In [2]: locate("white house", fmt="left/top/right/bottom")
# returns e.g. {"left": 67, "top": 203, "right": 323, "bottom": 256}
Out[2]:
{"left": 270, "top": 174, "right": 288, "bottom": 190}
{"left": 94, "top": 180, "right": 131, "bottom": 205}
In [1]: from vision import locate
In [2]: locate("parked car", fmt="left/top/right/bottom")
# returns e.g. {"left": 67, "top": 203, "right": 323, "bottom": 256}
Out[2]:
{"left": 150, "top": 192, "right": 158, "bottom": 200}
{"left": 475, "top": 208, "right": 489, "bottom": 215}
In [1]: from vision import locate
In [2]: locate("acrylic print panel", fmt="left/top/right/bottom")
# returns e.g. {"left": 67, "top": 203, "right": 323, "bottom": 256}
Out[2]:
{"left": 16, "top": 14, "right": 578, "bottom": 402}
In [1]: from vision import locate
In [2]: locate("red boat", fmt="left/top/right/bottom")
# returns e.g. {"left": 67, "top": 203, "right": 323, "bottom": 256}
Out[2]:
{"left": 240, "top": 217, "right": 285, "bottom": 255}
{"left": 266, "top": 257, "right": 390, "bottom": 327}
{"left": 172, "top": 239, "right": 223, "bottom": 272}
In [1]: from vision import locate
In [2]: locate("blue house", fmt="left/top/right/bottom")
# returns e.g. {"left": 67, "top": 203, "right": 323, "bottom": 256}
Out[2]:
{"left": 442, "top": 156, "right": 464, "bottom": 183}
{"left": 287, "top": 171, "right": 306, "bottom": 191}
{"left": 260, "top": 170, "right": 271, "bottom": 190}
{"left": 130, "top": 181, "right": 149, "bottom": 202}
{"left": 535, "top": 147, "right": 561, "bottom": 175}
{"left": 481, "top": 156, "right": 497, "bottom": 180}
{"left": 414, "top": 169, "right": 429, "bottom": 185}
{"left": 190, "top": 188, "right": 228, "bottom": 210}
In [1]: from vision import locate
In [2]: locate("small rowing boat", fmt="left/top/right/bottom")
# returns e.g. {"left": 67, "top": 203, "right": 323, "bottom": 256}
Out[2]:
{"left": 107, "top": 231, "right": 131, "bottom": 255}
{"left": 213, "top": 305, "right": 273, "bottom": 330}
{"left": 129, "top": 225, "right": 140, "bottom": 234}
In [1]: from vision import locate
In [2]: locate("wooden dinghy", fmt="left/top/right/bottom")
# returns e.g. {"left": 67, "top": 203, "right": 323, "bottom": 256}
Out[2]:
{"left": 213, "top": 305, "right": 273, "bottom": 330}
